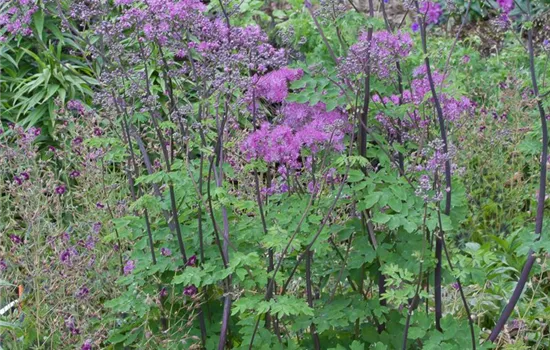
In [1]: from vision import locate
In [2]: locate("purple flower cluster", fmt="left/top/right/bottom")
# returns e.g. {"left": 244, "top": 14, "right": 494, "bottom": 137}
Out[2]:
{"left": 115, "top": 0, "right": 206, "bottom": 44}
{"left": 241, "top": 102, "right": 349, "bottom": 169}
{"left": 60, "top": 247, "right": 78, "bottom": 265}
{"left": 67, "top": 100, "right": 86, "bottom": 115}
{"left": 419, "top": 1, "right": 443, "bottom": 24}
{"left": 340, "top": 30, "right": 412, "bottom": 80}
{"left": 497, "top": 0, "right": 514, "bottom": 13}
{"left": 254, "top": 68, "right": 304, "bottom": 103}
{"left": 0, "top": 0, "right": 38, "bottom": 38}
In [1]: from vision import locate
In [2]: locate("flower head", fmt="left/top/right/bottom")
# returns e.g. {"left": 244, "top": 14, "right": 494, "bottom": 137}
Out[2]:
{"left": 124, "top": 260, "right": 135, "bottom": 275}
{"left": 81, "top": 339, "right": 92, "bottom": 350}
{"left": 55, "top": 185, "right": 66, "bottom": 195}
{"left": 186, "top": 255, "right": 197, "bottom": 267}
{"left": 420, "top": 1, "right": 443, "bottom": 24}
{"left": 161, "top": 248, "right": 172, "bottom": 256}
{"left": 76, "top": 286, "right": 90, "bottom": 299}
{"left": 10, "top": 235, "right": 23, "bottom": 245}
{"left": 184, "top": 285, "right": 198, "bottom": 296}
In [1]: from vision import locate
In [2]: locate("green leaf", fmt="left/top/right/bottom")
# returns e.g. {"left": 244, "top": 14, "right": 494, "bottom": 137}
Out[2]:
{"left": 347, "top": 169, "right": 365, "bottom": 183}
{"left": 387, "top": 196, "right": 402, "bottom": 212}
{"left": 371, "top": 211, "right": 391, "bottom": 224}
{"left": 407, "top": 326, "right": 426, "bottom": 339}
{"left": 0, "top": 279, "right": 14, "bottom": 287}
{"left": 360, "top": 192, "right": 381, "bottom": 210}
{"left": 33, "top": 10, "right": 44, "bottom": 39}
{"left": 0, "top": 320, "right": 20, "bottom": 329}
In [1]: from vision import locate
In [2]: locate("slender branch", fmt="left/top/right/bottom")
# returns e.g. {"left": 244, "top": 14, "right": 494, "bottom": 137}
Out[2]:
{"left": 488, "top": 2, "right": 548, "bottom": 341}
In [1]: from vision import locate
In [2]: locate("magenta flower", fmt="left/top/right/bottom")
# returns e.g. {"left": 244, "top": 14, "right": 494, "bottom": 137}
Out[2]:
{"left": 70, "top": 170, "right": 81, "bottom": 178}
{"left": 0, "top": 259, "right": 7, "bottom": 271}
{"left": 76, "top": 286, "right": 89, "bottom": 299}
{"left": 13, "top": 176, "right": 23, "bottom": 186}
{"left": 92, "top": 222, "right": 102, "bottom": 234}
{"left": 73, "top": 137, "right": 83, "bottom": 145}
{"left": 420, "top": 1, "right": 443, "bottom": 24}
{"left": 497, "top": 0, "right": 514, "bottom": 13}
{"left": 124, "top": 260, "right": 135, "bottom": 275}
{"left": 161, "top": 248, "right": 172, "bottom": 257}
{"left": 184, "top": 285, "right": 198, "bottom": 296}
{"left": 186, "top": 255, "right": 197, "bottom": 267}
{"left": 411, "top": 22, "right": 420, "bottom": 32}
{"left": 10, "top": 235, "right": 23, "bottom": 245}
{"left": 254, "top": 67, "right": 303, "bottom": 103}
{"left": 81, "top": 339, "right": 92, "bottom": 350}
{"left": 96, "top": 202, "right": 105, "bottom": 209}
{"left": 67, "top": 100, "right": 85, "bottom": 114}
{"left": 55, "top": 185, "right": 66, "bottom": 195}
{"left": 60, "top": 247, "right": 78, "bottom": 265}
{"left": 20, "top": 172, "right": 29, "bottom": 180}
{"left": 93, "top": 127, "right": 104, "bottom": 136}
{"left": 160, "top": 287, "right": 168, "bottom": 298}
{"left": 65, "top": 315, "right": 80, "bottom": 335}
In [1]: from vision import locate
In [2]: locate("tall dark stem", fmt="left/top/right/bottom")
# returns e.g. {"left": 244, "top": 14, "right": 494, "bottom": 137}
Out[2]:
{"left": 488, "top": 2, "right": 548, "bottom": 341}
{"left": 414, "top": 4, "right": 450, "bottom": 331}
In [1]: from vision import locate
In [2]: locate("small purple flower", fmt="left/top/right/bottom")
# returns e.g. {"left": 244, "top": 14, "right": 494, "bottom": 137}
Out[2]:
{"left": 92, "top": 222, "right": 102, "bottom": 234}
{"left": 20, "top": 172, "right": 29, "bottom": 180}
{"left": 411, "top": 22, "right": 420, "bottom": 32}
{"left": 33, "top": 127, "right": 41, "bottom": 136}
{"left": 93, "top": 127, "right": 104, "bottom": 136}
{"left": 451, "top": 282, "right": 460, "bottom": 290}
{"left": 55, "top": 185, "right": 66, "bottom": 195}
{"left": 13, "top": 176, "right": 23, "bottom": 186}
{"left": 159, "top": 287, "right": 168, "bottom": 298}
{"left": 48, "top": 146, "right": 56, "bottom": 152}
{"left": 81, "top": 339, "right": 92, "bottom": 350}
{"left": 96, "top": 202, "right": 105, "bottom": 209}
{"left": 67, "top": 100, "right": 85, "bottom": 114}
{"left": 73, "top": 137, "right": 83, "bottom": 145}
{"left": 85, "top": 235, "right": 96, "bottom": 250}
{"left": 161, "top": 248, "right": 172, "bottom": 257}
{"left": 497, "top": 0, "right": 514, "bottom": 13}
{"left": 124, "top": 260, "right": 135, "bottom": 275}
{"left": 113, "top": 244, "right": 120, "bottom": 252}
{"left": 0, "top": 259, "right": 7, "bottom": 271}
{"left": 76, "top": 286, "right": 89, "bottom": 299}
{"left": 88, "top": 255, "right": 96, "bottom": 267}
{"left": 65, "top": 315, "right": 80, "bottom": 335}
{"left": 61, "top": 231, "right": 71, "bottom": 242}
{"left": 60, "top": 247, "right": 77, "bottom": 265}
{"left": 10, "top": 235, "right": 23, "bottom": 245}
{"left": 462, "top": 55, "right": 470, "bottom": 64}
{"left": 70, "top": 170, "right": 81, "bottom": 178}
{"left": 186, "top": 255, "right": 197, "bottom": 267}
{"left": 183, "top": 285, "right": 198, "bottom": 296}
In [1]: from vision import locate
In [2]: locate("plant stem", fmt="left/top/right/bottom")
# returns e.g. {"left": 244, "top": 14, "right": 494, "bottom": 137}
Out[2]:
{"left": 488, "top": 2, "right": 548, "bottom": 341}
